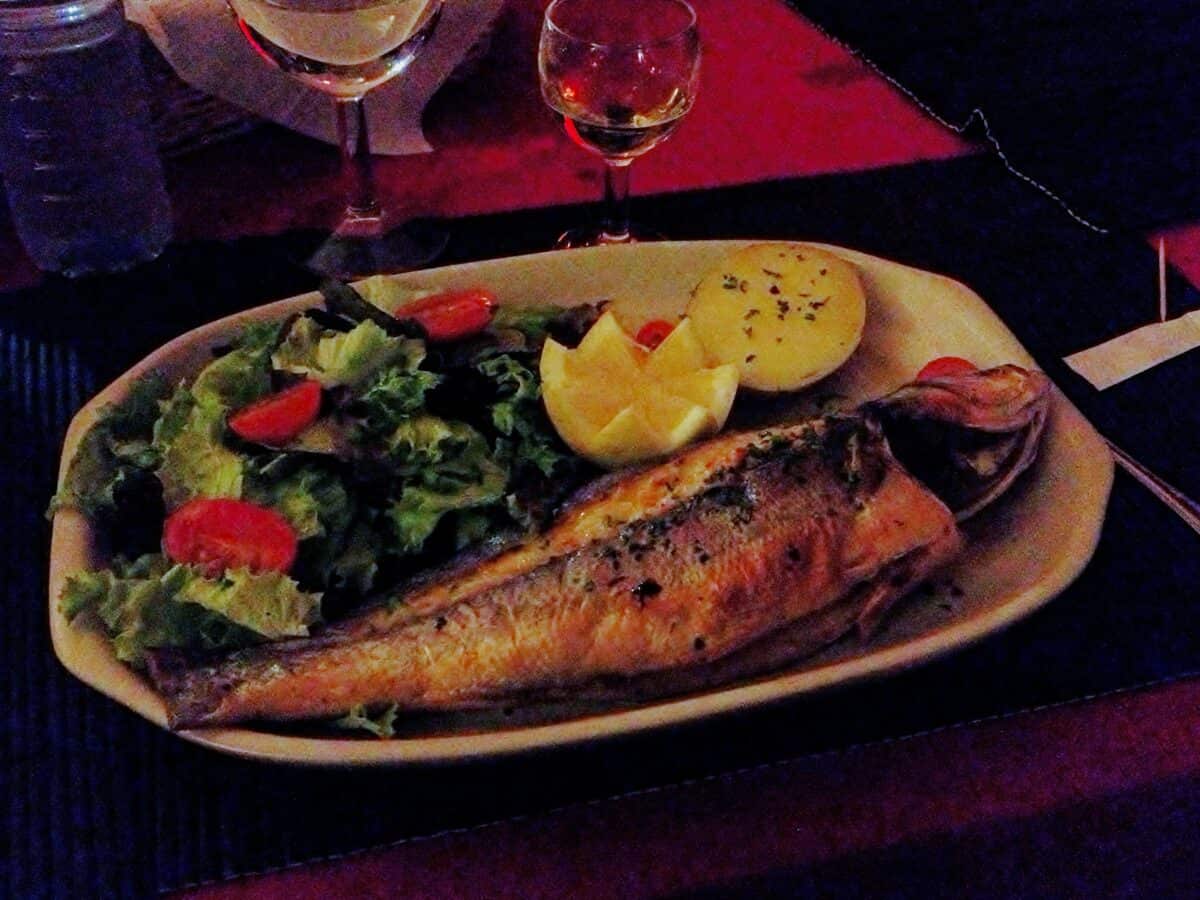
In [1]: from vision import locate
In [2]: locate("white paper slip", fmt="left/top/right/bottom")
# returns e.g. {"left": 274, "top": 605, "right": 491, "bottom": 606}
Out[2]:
{"left": 125, "top": 0, "right": 504, "bottom": 156}
{"left": 1063, "top": 309, "right": 1200, "bottom": 390}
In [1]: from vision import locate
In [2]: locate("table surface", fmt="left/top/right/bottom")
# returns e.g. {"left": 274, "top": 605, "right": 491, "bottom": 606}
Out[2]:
{"left": 4, "top": 2, "right": 1200, "bottom": 897}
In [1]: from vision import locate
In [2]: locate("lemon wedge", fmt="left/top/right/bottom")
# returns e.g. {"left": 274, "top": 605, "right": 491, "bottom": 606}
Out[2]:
{"left": 540, "top": 312, "right": 739, "bottom": 467}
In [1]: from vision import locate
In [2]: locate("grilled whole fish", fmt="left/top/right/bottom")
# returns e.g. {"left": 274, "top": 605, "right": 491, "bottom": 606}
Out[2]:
{"left": 149, "top": 365, "right": 1050, "bottom": 729}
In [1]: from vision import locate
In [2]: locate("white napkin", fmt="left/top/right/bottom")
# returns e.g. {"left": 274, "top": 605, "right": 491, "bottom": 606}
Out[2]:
{"left": 1063, "top": 310, "right": 1200, "bottom": 390}
{"left": 125, "top": 0, "right": 504, "bottom": 156}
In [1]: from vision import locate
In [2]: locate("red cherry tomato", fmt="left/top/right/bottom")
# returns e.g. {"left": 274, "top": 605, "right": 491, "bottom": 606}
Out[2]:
{"left": 917, "top": 356, "right": 977, "bottom": 380}
{"left": 164, "top": 498, "right": 298, "bottom": 577}
{"left": 228, "top": 379, "right": 321, "bottom": 445}
{"left": 635, "top": 319, "right": 675, "bottom": 349}
{"left": 395, "top": 288, "right": 497, "bottom": 343}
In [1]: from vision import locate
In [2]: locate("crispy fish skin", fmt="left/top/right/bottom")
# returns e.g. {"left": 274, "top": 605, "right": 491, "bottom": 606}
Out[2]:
{"left": 322, "top": 426, "right": 800, "bottom": 639}
{"left": 151, "top": 418, "right": 961, "bottom": 728}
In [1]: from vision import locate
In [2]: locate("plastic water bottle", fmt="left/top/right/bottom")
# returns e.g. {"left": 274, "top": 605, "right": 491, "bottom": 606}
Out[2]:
{"left": 0, "top": 0, "right": 172, "bottom": 276}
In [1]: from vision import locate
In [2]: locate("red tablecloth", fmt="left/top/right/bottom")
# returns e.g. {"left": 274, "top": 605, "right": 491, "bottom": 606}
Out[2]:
{"left": 0, "top": 0, "right": 971, "bottom": 290}
{"left": 166, "top": 0, "right": 971, "bottom": 237}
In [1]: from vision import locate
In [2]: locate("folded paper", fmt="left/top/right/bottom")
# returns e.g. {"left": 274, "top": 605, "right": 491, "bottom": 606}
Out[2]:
{"left": 125, "top": 0, "right": 504, "bottom": 156}
{"left": 1063, "top": 310, "right": 1200, "bottom": 390}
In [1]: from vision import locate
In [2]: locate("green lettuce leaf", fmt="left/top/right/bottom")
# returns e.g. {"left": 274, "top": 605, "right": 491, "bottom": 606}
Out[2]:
{"left": 190, "top": 321, "right": 281, "bottom": 409}
{"left": 353, "top": 364, "right": 442, "bottom": 437}
{"left": 250, "top": 463, "right": 354, "bottom": 541}
{"left": 352, "top": 275, "right": 436, "bottom": 313}
{"left": 272, "top": 317, "right": 422, "bottom": 387}
{"left": 489, "top": 304, "right": 562, "bottom": 342}
{"left": 50, "top": 373, "right": 170, "bottom": 519}
{"left": 387, "top": 454, "right": 507, "bottom": 553}
{"left": 332, "top": 703, "right": 399, "bottom": 738}
{"left": 384, "top": 415, "right": 482, "bottom": 472}
{"left": 475, "top": 353, "right": 568, "bottom": 478}
{"left": 328, "top": 522, "right": 383, "bottom": 595}
{"left": 173, "top": 567, "right": 321, "bottom": 640}
{"left": 60, "top": 555, "right": 319, "bottom": 666}
{"left": 153, "top": 388, "right": 244, "bottom": 508}
{"left": 475, "top": 353, "right": 538, "bottom": 436}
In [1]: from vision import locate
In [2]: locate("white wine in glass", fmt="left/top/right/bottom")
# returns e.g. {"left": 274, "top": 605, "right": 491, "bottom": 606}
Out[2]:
{"left": 229, "top": 0, "right": 446, "bottom": 275}
{"left": 539, "top": 0, "right": 700, "bottom": 247}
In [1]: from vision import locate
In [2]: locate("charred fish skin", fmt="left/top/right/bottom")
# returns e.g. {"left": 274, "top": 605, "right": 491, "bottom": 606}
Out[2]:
{"left": 153, "top": 418, "right": 961, "bottom": 728}
{"left": 325, "top": 365, "right": 1049, "bottom": 640}
{"left": 319, "top": 425, "right": 816, "bottom": 640}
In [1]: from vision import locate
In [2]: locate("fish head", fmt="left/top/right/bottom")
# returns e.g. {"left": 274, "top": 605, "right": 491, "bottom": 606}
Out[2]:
{"left": 865, "top": 364, "right": 1051, "bottom": 520}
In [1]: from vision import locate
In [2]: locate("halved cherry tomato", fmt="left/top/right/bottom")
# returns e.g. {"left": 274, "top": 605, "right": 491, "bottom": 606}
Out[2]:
{"left": 635, "top": 319, "right": 675, "bottom": 349}
{"left": 164, "top": 498, "right": 298, "bottom": 576}
{"left": 394, "top": 288, "right": 497, "bottom": 343}
{"left": 228, "top": 379, "right": 322, "bottom": 446}
{"left": 917, "top": 356, "right": 977, "bottom": 380}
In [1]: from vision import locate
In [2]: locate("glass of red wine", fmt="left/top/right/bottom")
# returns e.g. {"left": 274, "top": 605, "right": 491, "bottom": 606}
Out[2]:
{"left": 538, "top": 0, "right": 700, "bottom": 248}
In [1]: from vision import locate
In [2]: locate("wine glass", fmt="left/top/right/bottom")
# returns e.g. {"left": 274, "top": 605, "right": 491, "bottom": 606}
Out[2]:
{"left": 228, "top": 0, "right": 448, "bottom": 276}
{"left": 538, "top": 0, "right": 700, "bottom": 248}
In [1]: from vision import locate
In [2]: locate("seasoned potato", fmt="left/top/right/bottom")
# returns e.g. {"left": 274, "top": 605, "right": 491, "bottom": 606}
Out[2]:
{"left": 687, "top": 243, "right": 867, "bottom": 391}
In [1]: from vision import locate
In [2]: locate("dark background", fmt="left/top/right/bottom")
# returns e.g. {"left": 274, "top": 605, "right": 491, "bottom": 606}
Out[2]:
{"left": 794, "top": 0, "right": 1200, "bottom": 230}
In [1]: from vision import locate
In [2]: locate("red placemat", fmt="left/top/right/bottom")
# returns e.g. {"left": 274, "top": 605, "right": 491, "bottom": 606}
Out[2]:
{"left": 0, "top": 0, "right": 972, "bottom": 289}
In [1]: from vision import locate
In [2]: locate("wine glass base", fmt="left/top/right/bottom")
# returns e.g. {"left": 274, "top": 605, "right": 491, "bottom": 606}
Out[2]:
{"left": 306, "top": 218, "right": 449, "bottom": 278}
{"left": 552, "top": 223, "right": 665, "bottom": 250}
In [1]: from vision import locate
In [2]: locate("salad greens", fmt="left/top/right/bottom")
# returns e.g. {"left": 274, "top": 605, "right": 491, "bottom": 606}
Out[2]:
{"left": 55, "top": 280, "right": 602, "bottom": 669}
{"left": 59, "top": 554, "right": 318, "bottom": 666}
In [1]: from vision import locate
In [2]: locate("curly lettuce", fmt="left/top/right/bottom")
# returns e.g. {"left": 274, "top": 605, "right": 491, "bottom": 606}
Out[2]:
{"left": 153, "top": 387, "right": 243, "bottom": 508}
{"left": 272, "top": 318, "right": 422, "bottom": 387}
{"left": 50, "top": 373, "right": 170, "bottom": 519}
{"left": 352, "top": 365, "right": 442, "bottom": 438}
{"left": 190, "top": 320, "right": 280, "bottom": 409}
{"left": 475, "top": 353, "right": 569, "bottom": 478}
{"left": 332, "top": 703, "right": 399, "bottom": 738}
{"left": 250, "top": 463, "right": 354, "bottom": 541}
{"left": 59, "top": 554, "right": 321, "bottom": 666}
{"left": 383, "top": 416, "right": 508, "bottom": 552}
{"left": 352, "top": 275, "right": 436, "bottom": 314}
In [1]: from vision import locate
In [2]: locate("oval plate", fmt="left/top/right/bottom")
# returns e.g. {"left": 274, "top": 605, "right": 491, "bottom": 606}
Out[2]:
{"left": 48, "top": 241, "right": 1113, "bottom": 765}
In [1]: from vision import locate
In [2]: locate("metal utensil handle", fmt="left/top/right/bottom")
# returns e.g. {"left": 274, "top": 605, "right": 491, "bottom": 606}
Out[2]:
{"left": 1107, "top": 440, "right": 1200, "bottom": 536}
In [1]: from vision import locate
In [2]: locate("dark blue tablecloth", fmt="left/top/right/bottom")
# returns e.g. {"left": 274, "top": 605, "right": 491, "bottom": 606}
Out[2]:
{"left": 794, "top": 0, "right": 1200, "bottom": 230}
{"left": 4, "top": 155, "right": 1199, "bottom": 897}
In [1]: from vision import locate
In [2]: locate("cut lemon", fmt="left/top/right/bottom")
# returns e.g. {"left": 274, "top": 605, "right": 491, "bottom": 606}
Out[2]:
{"left": 539, "top": 312, "right": 741, "bottom": 468}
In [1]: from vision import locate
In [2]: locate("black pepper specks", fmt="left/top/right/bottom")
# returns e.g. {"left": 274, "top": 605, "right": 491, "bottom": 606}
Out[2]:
{"left": 693, "top": 636, "right": 707, "bottom": 651}
{"left": 632, "top": 579, "right": 662, "bottom": 602}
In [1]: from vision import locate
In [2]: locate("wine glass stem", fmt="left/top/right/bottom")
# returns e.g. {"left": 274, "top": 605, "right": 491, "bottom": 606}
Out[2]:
{"left": 336, "top": 96, "right": 381, "bottom": 221}
{"left": 601, "top": 159, "right": 633, "bottom": 243}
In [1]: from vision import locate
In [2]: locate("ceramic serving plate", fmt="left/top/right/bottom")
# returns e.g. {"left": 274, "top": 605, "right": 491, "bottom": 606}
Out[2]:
{"left": 48, "top": 241, "right": 1113, "bottom": 765}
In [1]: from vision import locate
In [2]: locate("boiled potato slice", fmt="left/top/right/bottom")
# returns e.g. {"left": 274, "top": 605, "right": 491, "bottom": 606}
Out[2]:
{"left": 687, "top": 243, "right": 866, "bottom": 391}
